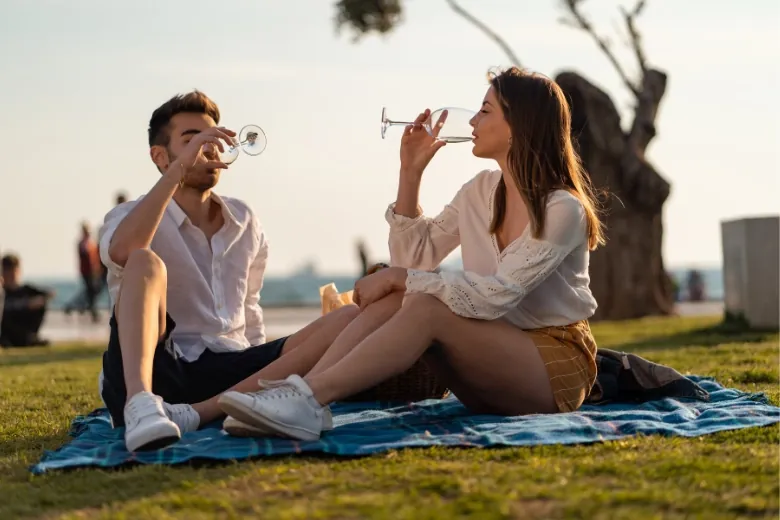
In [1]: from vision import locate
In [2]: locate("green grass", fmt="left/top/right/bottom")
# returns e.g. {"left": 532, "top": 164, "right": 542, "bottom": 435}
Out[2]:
{"left": 0, "top": 315, "right": 777, "bottom": 519}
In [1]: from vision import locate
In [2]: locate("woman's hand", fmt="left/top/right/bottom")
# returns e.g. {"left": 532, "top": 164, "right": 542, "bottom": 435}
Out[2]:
{"left": 399, "top": 109, "right": 448, "bottom": 180}
{"left": 353, "top": 267, "right": 408, "bottom": 310}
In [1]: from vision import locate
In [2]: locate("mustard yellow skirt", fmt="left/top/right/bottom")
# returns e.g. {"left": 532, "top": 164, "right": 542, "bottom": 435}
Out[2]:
{"left": 525, "top": 321, "right": 598, "bottom": 413}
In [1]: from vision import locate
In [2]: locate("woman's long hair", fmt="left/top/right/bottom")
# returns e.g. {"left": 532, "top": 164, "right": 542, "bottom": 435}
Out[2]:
{"left": 489, "top": 67, "right": 605, "bottom": 250}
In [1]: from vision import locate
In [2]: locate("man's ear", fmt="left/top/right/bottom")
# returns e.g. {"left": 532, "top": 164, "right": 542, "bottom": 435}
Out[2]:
{"left": 150, "top": 145, "right": 169, "bottom": 172}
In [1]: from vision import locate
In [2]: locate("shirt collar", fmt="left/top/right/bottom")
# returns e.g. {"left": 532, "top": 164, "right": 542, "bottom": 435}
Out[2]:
{"left": 166, "top": 194, "right": 244, "bottom": 229}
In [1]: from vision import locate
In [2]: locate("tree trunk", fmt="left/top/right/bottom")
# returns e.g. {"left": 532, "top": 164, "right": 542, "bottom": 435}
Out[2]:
{"left": 556, "top": 71, "right": 675, "bottom": 321}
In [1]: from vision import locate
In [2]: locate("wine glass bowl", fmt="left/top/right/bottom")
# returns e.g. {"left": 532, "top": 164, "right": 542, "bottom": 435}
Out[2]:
{"left": 380, "top": 106, "right": 476, "bottom": 144}
{"left": 219, "top": 124, "right": 268, "bottom": 165}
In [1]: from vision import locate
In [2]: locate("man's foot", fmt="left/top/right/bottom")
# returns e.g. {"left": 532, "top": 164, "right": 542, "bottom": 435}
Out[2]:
{"left": 218, "top": 375, "right": 330, "bottom": 441}
{"left": 161, "top": 402, "right": 201, "bottom": 434}
{"left": 123, "top": 391, "right": 181, "bottom": 451}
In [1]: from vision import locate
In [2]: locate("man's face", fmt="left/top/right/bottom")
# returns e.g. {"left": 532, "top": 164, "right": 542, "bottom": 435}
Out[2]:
{"left": 155, "top": 112, "right": 222, "bottom": 192}
{"left": 1, "top": 266, "right": 20, "bottom": 287}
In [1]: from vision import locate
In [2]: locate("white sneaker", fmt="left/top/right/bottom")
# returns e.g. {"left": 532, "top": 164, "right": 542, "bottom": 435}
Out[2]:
{"left": 123, "top": 391, "right": 181, "bottom": 451}
{"left": 223, "top": 416, "right": 271, "bottom": 437}
{"left": 218, "top": 375, "right": 329, "bottom": 441}
{"left": 223, "top": 406, "right": 333, "bottom": 438}
{"left": 162, "top": 402, "right": 201, "bottom": 433}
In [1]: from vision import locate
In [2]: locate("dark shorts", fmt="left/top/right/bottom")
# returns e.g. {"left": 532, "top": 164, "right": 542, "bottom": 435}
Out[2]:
{"left": 101, "top": 312, "right": 287, "bottom": 427}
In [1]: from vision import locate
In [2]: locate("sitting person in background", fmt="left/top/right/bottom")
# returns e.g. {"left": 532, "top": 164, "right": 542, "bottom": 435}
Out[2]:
{"left": 0, "top": 254, "right": 55, "bottom": 347}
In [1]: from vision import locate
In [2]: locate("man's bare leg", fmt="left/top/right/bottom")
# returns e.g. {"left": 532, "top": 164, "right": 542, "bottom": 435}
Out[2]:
{"left": 115, "top": 249, "right": 168, "bottom": 398}
{"left": 113, "top": 248, "right": 181, "bottom": 451}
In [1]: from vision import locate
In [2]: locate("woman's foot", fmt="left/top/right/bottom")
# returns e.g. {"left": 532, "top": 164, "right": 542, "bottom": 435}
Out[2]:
{"left": 218, "top": 375, "right": 332, "bottom": 441}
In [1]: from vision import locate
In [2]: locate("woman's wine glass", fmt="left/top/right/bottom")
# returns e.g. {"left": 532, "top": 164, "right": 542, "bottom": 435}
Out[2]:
{"left": 218, "top": 124, "right": 268, "bottom": 165}
{"left": 380, "top": 107, "right": 475, "bottom": 143}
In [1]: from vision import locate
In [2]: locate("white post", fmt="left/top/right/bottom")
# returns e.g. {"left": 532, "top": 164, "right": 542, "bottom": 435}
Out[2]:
{"left": 721, "top": 216, "right": 779, "bottom": 329}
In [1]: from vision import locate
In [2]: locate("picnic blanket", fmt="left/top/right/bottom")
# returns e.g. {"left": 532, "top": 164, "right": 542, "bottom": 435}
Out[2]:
{"left": 30, "top": 376, "right": 779, "bottom": 474}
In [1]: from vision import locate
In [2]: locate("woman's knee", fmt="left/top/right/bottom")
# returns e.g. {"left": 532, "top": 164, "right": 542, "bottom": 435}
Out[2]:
{"left": 399, "top": 293, "right": 447, "bottom": 328}
{"left": 124, "top": 248, "right": 166, "bottom": 282}
{"left": 363, "top": 290, "right": 404, "bottom": 316}
{"left": 331, "top": 303, "right": 361, "bottom": 323}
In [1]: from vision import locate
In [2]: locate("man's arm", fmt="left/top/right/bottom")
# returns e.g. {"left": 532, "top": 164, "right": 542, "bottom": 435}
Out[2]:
{"left": 107, "top": 166, "right": 183, "bottom": 268}
{"left": 107, "top": 126, "right": 236, "bottom": 268}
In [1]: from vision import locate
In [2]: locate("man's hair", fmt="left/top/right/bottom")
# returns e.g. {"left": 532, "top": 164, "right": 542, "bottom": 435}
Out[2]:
{"left": 148, "top": 91, "right": 220, "bottom": 147}
{"left": 1, "top": 254, "right": 20, "bottom": 270}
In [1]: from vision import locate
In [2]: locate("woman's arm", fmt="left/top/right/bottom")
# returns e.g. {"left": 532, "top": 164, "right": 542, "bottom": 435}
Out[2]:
{"left": 387, "top": 171, "right": 490, "bottom": 271}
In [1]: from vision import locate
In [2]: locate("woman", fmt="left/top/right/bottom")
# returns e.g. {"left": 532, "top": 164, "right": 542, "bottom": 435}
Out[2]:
{"left": 217, "top": 67, "right": 605, "bottom": 441}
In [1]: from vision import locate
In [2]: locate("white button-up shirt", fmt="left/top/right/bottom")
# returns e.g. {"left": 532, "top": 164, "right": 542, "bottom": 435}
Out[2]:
{"left": 98, "top": 194, "right": 268, "bottom": 362}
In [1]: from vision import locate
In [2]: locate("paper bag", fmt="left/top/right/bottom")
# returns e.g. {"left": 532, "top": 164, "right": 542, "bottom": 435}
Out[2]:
{"left": 319, "top": 283, "right": 354, "bottom": 316}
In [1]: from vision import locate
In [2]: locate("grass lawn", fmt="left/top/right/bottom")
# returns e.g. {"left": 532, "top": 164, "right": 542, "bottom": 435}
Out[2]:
{"left": 0, "top": 315, "right": 778, "bottom": 519}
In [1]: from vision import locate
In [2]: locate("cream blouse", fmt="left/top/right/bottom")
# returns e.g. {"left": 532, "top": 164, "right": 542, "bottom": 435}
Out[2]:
{"left": 386, "top": 169, "right": 597, "bottom": 329}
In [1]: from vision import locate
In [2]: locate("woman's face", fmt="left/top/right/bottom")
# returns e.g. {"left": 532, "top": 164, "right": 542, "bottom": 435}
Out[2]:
{"left": 469, "top": 86, "right": 512, "bottom": 161}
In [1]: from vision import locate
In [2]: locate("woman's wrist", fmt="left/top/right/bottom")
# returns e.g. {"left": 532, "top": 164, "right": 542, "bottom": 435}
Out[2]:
{"left": 392, "top": 267, "right": 409, "bottom": 290}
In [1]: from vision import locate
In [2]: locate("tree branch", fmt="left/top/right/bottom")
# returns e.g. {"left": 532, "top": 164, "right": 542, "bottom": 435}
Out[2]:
{"left": 445, "top": 0, "right": 522, "bottom": 66}
{"left": 619, "top": 0, "right": 648, "bottom": 76}
{"left": 560, "top": 0, "right": 639, "bottom": 98}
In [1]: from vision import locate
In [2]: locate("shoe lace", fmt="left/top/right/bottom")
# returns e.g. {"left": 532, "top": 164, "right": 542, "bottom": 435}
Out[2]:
{"left": 255, "top": 379, "right": 305, "bottom": 400}
{"left": 163, "top": 403, "right": 197, "bottom": 431}
{"left": 127, "top": 395, "right": 161, "bottom": 419}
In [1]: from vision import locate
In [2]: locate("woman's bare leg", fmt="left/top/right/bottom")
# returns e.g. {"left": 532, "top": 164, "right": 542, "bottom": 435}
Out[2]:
{"left": 190, "top": 304, "right": 360, "bottom": 423}
{"left": 307, "top": 293, "right": 556, "bottom": 416}
{"left": 306, "top": 291, "right": 404, "bottom": 377}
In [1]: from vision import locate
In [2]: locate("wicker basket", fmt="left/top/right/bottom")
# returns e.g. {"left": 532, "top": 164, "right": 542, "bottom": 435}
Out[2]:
{"left": 343, "top": 357, "right": 449, "bottom": 403}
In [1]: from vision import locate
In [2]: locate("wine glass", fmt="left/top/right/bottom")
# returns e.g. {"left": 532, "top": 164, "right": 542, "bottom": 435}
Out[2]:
{"left": 218, "top": 124, "right": 268, "bottom": 165}
{"left": 380, "top": 107, "right": 475, "bottom": 143}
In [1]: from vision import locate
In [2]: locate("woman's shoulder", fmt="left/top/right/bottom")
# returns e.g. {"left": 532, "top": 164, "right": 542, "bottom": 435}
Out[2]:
{"left": 547, "top": 189, "right": 584, "bottom": 211}
{"left": 460, "top": 169, "right": 501, "bottom": 196}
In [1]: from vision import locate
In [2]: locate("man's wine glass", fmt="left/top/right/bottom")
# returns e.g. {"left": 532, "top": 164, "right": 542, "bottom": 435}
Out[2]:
{"left": 380, "top": 107, "right": 475, "bottom": 143}
{"left": 218, "top": 124, "right": 267, "bottom": 165}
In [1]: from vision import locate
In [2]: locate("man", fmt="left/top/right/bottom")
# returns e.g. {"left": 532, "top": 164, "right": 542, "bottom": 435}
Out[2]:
{"left": 99, "top": 90, "right": 358, "bottom": 452}
{"left": 64, "top": 222, "right": 102, "bottom": 322}
{"left": 0, "top": 254, "right": 54, "bottom": 347}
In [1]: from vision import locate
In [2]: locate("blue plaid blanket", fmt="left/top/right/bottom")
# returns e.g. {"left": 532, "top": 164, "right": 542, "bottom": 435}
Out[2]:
{"left": 30, "top": 377, "right": 779, "bottom": 474}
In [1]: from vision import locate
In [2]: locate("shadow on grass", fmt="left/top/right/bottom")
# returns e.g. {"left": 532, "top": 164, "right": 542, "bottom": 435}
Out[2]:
{"left": 0, "top": 346, "right": 102, "bottom": 367}
{"left": 613, "top": 321, "right": 779, "bottom": 353}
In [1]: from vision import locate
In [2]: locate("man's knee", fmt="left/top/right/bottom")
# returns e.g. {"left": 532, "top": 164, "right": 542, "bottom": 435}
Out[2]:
{"left": 124, "top": 248, "right": 166, "bottom": 282}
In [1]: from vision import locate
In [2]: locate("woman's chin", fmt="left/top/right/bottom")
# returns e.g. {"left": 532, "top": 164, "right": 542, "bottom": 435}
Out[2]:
{"left": 471, "top": 143, "right": 489, "bottom": 159}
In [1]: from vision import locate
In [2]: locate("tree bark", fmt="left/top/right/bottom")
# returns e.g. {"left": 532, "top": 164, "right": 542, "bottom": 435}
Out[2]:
{"left": 556, "top": 70, "right": 675, "bottom": 321}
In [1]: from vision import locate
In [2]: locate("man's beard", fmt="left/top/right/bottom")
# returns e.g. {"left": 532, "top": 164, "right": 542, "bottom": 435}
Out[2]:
{"left": 168, "top": 148, "right": 220, "bottom": 192}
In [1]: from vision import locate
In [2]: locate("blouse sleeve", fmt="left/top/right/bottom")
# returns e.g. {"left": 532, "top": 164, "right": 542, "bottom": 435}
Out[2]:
{"left": 386, "top": 171, "right": 487, "bottom": 271}
{"left": 404, "top": 192, "right": 587, "bottom": 320}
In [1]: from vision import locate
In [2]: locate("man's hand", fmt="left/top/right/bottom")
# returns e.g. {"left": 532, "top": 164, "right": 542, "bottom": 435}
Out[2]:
{"left": 163, "top": 126, "right": 237, "bottom": 183}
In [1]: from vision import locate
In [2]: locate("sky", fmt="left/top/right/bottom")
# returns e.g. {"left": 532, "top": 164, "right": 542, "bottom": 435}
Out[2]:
{"left": 0, "top": 0, "right": 778, "bottom": 278}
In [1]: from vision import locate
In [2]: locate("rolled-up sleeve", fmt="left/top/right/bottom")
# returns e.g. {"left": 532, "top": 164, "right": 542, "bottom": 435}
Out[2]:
{"left": 98, "top": 202, "right": 135, "bottom": 277}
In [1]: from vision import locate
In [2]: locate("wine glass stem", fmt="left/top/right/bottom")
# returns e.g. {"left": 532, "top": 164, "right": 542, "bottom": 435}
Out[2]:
{"left": 388, "top": 120, "right": 415, "bottom": 126}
